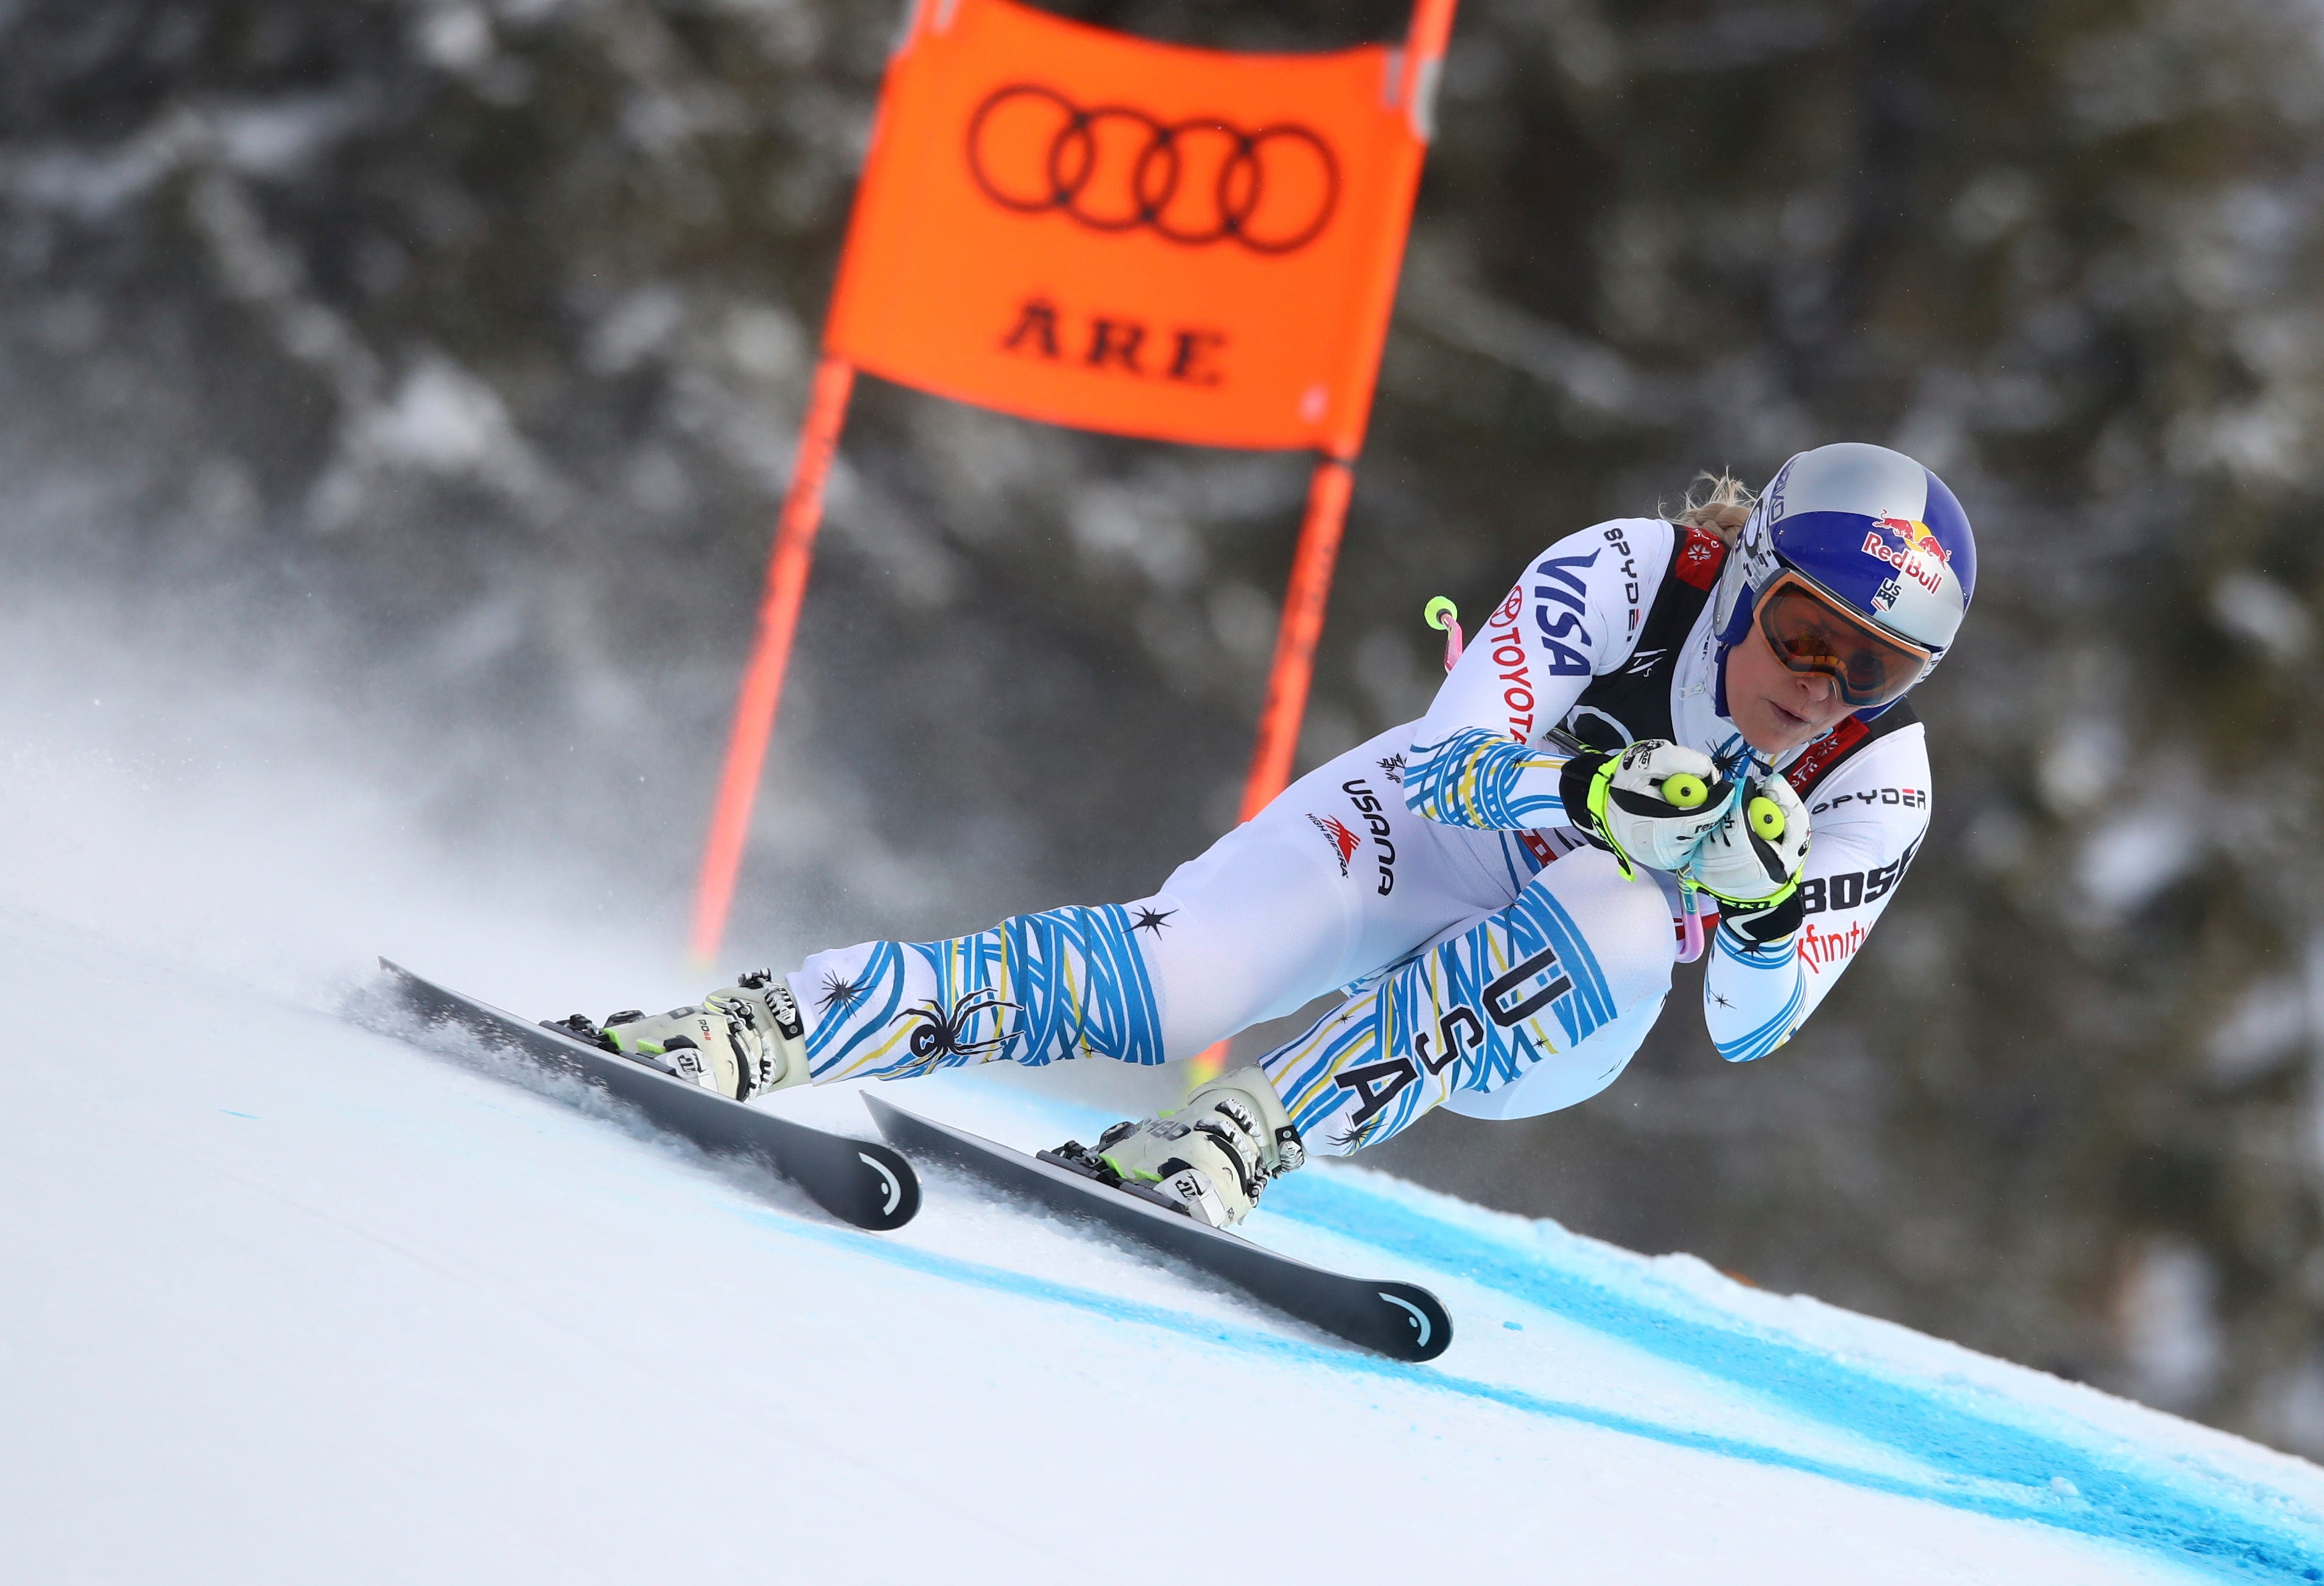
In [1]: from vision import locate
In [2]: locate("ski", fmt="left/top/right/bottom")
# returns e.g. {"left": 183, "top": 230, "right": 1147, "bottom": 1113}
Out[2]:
{"left": 373, "top": 960, "right": 920, "bottom": 1232}
{"left": 862, "top": 1097, "right": 1452, "bottom": 1362}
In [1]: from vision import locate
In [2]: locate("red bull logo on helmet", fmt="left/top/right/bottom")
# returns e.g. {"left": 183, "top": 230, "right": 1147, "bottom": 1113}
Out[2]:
{"left": 1861, "top": 516, "right": 1949, "bottom": 596}
{"left": 1890, "top": 516, "right": 1951, "bottom": 564}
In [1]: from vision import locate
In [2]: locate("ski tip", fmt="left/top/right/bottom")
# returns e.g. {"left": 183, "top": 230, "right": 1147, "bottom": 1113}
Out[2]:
{"left": 842, "top": 1139, "right": 921, "bottom": 1231}
{"left": 859, "top": 1095, "right": 965, "bottom": 1173}
{"left": 1373, "top": 1282, "right": 1454, "bottom": 1363}
{"left": 861, "top": 1095, "right": 952, "bottom": 1159}
{"left": 377, "top": 956, "right": 426, "bottom": 991}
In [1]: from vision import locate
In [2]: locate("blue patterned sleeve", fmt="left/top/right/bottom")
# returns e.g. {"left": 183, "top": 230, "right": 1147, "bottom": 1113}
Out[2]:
{"left": 1401, "top": 726, "right": 1573, "bottom": 830}
{"left": 1703, "top": 728, "right": 1932, "bottom": 1061}
{"left": 1702, "top": 928, "right": 1806, "bottom": 1061}
{"left": 1400, "top": 519, "right": 1665, "bottom": 832}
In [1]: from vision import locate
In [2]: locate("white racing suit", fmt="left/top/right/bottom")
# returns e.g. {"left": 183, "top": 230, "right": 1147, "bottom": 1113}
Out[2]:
{"left": 787, "top": 518, "right": 1934, "bottom": 1154}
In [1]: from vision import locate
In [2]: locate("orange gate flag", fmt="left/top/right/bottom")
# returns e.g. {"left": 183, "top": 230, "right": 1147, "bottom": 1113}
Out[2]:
{"left": 693, "top": 0, "right": 1456, "bottom": 969}
{"left": 828, "top": 0, "right": 1434, "bottom": 455}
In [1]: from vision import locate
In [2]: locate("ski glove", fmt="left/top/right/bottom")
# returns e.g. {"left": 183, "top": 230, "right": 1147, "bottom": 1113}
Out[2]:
{"left": 1685, "top": 775, "right": 1811, "bottom": 934}
{"left": 1558, "top": 739, "right": 1737, "bottom": 874}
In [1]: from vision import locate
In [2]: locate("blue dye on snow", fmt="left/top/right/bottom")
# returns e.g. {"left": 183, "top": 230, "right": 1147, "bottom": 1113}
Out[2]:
{"left": 750, "top": 1211, "right": 1968, "bottom": 1490}
{"left": 746, "top": 1205, "right": 2320, "bottom": 1580}
{"left": 745, "top": 1085, "right": 2322, "bottom": 1581}
{"left": 1263, "top": 1171, "right": 2324, "bottom": 1584}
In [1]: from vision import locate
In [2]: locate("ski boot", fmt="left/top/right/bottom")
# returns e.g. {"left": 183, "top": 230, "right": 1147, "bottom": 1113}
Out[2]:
{"left": 1048, "top": 1065, "right": 1305, "bottom": 1229}
{"left": 546, "top": 970, "right": 809, "bottom": 1103}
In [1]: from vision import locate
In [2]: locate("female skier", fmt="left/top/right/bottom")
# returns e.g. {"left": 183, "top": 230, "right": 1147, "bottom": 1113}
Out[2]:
{"left": 578, "top": 440, "right": 1974, "bottom": 1228}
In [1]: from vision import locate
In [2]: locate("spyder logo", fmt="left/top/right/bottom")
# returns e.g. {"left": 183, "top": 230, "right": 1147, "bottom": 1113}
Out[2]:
{"left": 888, "top": 989, "right": 1022, "bottom": 1070}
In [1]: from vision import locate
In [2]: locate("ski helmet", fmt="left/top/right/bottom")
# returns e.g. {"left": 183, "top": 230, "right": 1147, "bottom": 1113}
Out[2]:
{"left": 1712, "top": 442, "right": 1976, "bottom": 713}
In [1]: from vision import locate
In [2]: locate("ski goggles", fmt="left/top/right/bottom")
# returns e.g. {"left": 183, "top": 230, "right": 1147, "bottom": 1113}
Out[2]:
{"left": 1753, "top": 570, "right": 1933, "bottom": 708}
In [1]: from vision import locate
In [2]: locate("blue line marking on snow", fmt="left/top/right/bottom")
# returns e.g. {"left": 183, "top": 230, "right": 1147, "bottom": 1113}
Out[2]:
{"left": 1260, "top": 1171, "right": 2323, "bottom": 1584}
{"left": 737, "top": 1204, "right": 2317, "bottom": 1581}
{"left": 943, "top": 1084, "right": 2324, "bottom": 1580}
{"left": 745, "top": 1212, "right": 1940, "bottom": 1481}
{"left": 220, "top": 1109, "right": 259, "bottom": 1119}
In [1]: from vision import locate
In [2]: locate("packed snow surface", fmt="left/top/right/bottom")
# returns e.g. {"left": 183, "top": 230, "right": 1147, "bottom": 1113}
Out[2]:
{"left": 4, "top": 630, "right": 2322, "bottom": 1584}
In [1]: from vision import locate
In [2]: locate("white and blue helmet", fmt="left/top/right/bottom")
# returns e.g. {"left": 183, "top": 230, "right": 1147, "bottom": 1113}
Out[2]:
{"left": 1713, "top": 441, "right": 1977, "bottom": 709}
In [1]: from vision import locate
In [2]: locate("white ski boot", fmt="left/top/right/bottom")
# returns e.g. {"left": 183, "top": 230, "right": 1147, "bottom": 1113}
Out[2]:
{"left": 1080, "top": 1065, "right": 1305, "bottom": 1228}
{"left": 549, "top": 970, "right": 809, "bottom": 1103}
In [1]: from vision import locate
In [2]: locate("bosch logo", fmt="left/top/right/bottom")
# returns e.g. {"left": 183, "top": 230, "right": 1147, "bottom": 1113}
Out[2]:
{"left": 966, "top": 84, "right": 1340, "bottom": 254}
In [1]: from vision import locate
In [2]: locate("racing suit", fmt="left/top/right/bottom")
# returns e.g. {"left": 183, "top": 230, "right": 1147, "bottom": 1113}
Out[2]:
{"left": 787, "top": 518, "right": 1932, "bottom": 1153}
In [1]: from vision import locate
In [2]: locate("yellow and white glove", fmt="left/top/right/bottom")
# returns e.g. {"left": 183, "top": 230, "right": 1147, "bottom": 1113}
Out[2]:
{"left": 1686, "top": 776, "right": 1811, "bottom": 944}
{"left": 1558, "top": 739, "right": 1738, "bottom": 873}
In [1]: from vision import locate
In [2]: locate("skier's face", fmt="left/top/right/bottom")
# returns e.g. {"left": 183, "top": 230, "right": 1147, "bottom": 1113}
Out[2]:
{"left": 1726, "top": 623, "right": 1856, "bottom": 754}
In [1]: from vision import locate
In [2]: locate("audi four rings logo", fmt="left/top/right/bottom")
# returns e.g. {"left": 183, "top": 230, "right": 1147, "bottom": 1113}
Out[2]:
{"left": 966, "top": 83, "right": 1340, "bottom": 254}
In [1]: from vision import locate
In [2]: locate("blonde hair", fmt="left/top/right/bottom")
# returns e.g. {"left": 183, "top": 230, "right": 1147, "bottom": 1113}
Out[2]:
{"left": 1669, "top": 471, "right": 1756, "bottom": 544}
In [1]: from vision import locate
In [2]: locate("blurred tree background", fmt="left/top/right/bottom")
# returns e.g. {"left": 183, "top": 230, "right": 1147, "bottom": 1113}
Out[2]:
{"left": 5, "top": 0, "right": 2323, "bottom": 1453}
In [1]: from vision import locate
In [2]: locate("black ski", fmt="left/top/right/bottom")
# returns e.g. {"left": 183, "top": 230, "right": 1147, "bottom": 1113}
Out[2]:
{"left": 373, "top": 960, "right": 920, "bottom": 1232}
{"left": 863, "top": 1097, "right": 1451, "bottom": 1362}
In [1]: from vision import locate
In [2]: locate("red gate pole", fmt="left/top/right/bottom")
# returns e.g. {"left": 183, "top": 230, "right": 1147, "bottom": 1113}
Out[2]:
{"left": 1236, "top": 454, "right": 1356, "bottom": 821}
{"left": 1186, "top": 0, "right": 1454, "bottom": 1084}
{"left": 1185, "top": 454, "right": 1355, "bottom": 1083}
{"left": 689, "top": 354, "right": 856, "bottom": 971}
{"left": 1229, "top": 0, "right": 1451, "bottom": 827}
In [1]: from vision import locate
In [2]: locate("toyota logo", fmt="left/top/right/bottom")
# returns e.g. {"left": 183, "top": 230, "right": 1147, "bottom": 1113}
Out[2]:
{"left": 965, "top": 83, "right": 1340, "bottom": 255}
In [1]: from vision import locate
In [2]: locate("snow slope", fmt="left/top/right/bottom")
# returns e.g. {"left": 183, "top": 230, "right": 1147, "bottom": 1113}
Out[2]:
{"left": 9, "top": 928, "right": 2323, "bottom": 1584}
{"left": 3, "top": 623, "right": 2322, "bottom": 1583}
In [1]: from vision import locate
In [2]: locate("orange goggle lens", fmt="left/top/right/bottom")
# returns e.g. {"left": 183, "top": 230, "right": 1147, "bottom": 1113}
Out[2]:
{"left": 1754, "top": 574, "right": 1931, "bottom": 708}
